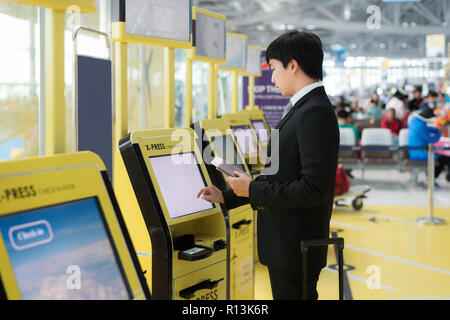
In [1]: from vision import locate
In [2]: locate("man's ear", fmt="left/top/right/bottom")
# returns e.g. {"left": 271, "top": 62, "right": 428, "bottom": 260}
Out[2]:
{"left": 289, "top": 59, "right": 299, "bottom": 74}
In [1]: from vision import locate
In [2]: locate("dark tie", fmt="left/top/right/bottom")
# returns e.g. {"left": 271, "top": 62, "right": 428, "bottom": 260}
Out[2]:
{"left": 282, "top": 101, "right": 294, "bottom": 119}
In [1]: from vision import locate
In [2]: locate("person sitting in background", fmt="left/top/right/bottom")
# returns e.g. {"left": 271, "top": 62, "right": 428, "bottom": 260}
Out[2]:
{"left": 419, "top": 90, "right": 438, "bottom": 110}
{"left": 386, "top": 90, "right": 409, "bottom": 124}
{"left": 381, "top": 108, "right": 403, "bottom": 144}
{"left": 363, "top": 93, "right": 383, "bottom": 120}
{"left": 436, "top": 92, "right": 449, "bottom": 109}
{"left": 408, "top": 105, "right": 450, "bottom": 185}
{"left": 408, "top": 87, "right": 422, "bottom": 112}
{"left": 337, "top": 109, "right": 359, "bottom": 143}
{"left": 351, "top": 100, "right": 360, "bottom": 113}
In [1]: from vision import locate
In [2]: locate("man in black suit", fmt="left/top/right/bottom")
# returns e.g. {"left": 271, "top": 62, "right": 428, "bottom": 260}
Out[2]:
{"left": 197, "top": 31, "right": 339, "bottom": 300}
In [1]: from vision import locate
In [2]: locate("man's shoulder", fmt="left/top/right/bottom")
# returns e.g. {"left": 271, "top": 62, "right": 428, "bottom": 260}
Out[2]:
{"left": 295, "top": 93, "right": 333, "bottom": 114}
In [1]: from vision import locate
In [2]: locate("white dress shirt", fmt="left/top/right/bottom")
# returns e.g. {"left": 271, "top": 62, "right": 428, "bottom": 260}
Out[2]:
{"left": 290, "top": 81, "right": 324, "bottom": 106}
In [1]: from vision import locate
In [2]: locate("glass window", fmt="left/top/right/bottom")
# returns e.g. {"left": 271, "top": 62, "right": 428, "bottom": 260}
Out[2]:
{"left": 0, "top": 2, "right": 40, "bottom": 160}
{"left": 192, "top": 61, "right": 209, "bottom": 122}
{"left": 127, "top": 44, "right": 164, "bottom": 131}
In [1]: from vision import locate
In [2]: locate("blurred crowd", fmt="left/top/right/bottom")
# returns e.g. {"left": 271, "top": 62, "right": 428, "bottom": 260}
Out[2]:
{"left": 331, "top": 85, "right": 450, "bottom": 184}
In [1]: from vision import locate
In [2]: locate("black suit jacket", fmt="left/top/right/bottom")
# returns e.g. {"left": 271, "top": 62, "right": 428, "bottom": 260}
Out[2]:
{"left": 223, "top": 86, "right": 339, "bottom": 272}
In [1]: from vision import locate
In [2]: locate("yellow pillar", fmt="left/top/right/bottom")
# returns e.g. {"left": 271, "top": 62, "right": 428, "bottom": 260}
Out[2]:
{"left": 114, "top": 41, "right": 128, "bottom": 149}
{"left": 213, "top": 64, "right": 219, "bottom": 118}
{"left": 232, "top": 71, "right": 239, "bottom": 113}
{"left": 185, "top": 57, "right": 193, "bottom": 127}
{"left": 164, "top": 47, "right": 175, "bottom": 128}
{"left": 248, "top": 76, "right": 255, "bottom": 109}
{"left": 45, "top": 8, "right": 66, "bottom": 155}
{"left": 208, "top": 63, "right": 216, "bottom": 119}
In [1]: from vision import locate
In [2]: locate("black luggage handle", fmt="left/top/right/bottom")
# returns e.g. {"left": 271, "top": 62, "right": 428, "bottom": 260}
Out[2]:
{"left": 300, "top": 237, "right": 344, "bottom": 300}
{"left": 179, "top": 278, "right": 224, "bottom": 300}
{"left": 232, "top": 219, "right": 252, "bottom": 229}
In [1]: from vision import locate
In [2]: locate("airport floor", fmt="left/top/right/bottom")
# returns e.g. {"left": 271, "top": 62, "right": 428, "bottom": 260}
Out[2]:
{"left": 253, "top": 168, "right": 450, "bottom": 300}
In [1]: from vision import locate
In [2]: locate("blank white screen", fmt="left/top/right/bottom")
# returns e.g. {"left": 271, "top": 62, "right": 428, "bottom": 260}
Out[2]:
{"left": 246, "top": 48, "right": 261, "bottom": 75}
{"left": 125, "top": 0, "right": 190, "bottom": 42}
{"left": 149, "top": 153, "right": 213, "bottom": 219}
{"left": 196, "top": 13, "right": 225, "bottom": 59}
{"left": 252, "top": 120, "right": 269, "bottom": 143}
{"left": 232, "top": 126, "right": 257, "bottom": 156}
{"left": 221, "top": 36, "right": 247, "bottom": 69}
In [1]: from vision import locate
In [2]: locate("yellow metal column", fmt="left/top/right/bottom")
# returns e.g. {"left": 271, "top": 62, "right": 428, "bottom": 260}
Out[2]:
{"left": 114, "top": 41, "right": 128, "bottom": 149}
{"left": 248, "top": 76, "right": 255, "bottom": 109}
{"left": 185, "top": 57, "right": 193, "bottom": 127}
{"left": 213, "top": 64, "right": 219, "bottom": 118}
{"left": 231, "top": 71, "right": 239, "bottom": 113}
{"left": 208, "top": 62, "right": 216, "bottom": 119}
{"left": 45, "top": 8, "right": 66, "bottom": 155}
{"left": 164, "top": 47, "right": 175, "bottom": 128}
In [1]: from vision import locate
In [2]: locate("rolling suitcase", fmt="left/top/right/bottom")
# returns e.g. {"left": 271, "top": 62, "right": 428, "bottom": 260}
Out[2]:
{"left": 300, "top": 237, "right": 344, "bottom": 300}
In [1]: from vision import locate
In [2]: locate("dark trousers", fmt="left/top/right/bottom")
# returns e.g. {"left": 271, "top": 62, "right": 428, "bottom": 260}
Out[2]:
{"left": 435, "top": 155, "right": 450, "bottom": 179}
{"left": 268, "top": 267, "right": 321, "bottom": 300}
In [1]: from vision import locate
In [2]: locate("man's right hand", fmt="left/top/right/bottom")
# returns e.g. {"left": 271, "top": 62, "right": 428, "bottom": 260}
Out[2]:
{"left": 197, "top": 185, "right": 224, "bottom": 204}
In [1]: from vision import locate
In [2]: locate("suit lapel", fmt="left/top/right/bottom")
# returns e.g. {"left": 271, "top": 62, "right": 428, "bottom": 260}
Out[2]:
{"left": 275, "top": 86, "right": 326, "bottom": 131}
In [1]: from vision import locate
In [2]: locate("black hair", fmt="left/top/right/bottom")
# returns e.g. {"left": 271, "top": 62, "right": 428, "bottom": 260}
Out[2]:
{"left": 419, "top": 106, "right": 435, "bottom": 119}
{"left": 428, "top": 90, "right": 438, "bottom": 98}
{"left": 265, "top": 30, "right": 324, "bottom": 81}
{"left": 394, "top": 90, "right": 407, "bottom": 100}
{"left": 337, "top": 109, "right": 349, "bottom": 119}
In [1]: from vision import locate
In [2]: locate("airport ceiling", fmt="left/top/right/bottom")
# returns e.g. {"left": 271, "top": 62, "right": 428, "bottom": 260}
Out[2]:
{"left": 194, "top": 0, "right": 450, "bottom": 59}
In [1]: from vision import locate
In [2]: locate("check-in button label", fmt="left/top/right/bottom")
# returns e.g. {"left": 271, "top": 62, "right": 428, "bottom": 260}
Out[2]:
{"left": 9, "top": 220, "right": 53, "bottom": 251}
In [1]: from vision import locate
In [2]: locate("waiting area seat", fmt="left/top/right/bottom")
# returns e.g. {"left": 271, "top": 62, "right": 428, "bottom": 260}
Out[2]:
{"left": 355, "top": 119, "right": 381, "bottom": 139}
{"left": 361, "top": 128, "right": 397, "bottom": 164}
{"left": 360, "top": 128, "right": 397, "bottom": 178}
{"left": 338, "top": 127, "right": 358, "bottom": 167}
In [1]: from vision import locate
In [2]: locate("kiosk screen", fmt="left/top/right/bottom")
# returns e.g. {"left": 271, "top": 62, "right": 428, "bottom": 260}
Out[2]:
{"left": 251, "top": 120, "right": 269, "bottom": 143}
{"left": 149, "top": 152, "right": 213, "bottom": 219}
{"left": 125, "top": 0, "right": 191, "bottom": 42}
{"left": 231, "top": 126, "right": 258, "bottom": 156}
{"left": 222, "top": 36, "right": 247, "bottom": 69}
{"left": 195, "top": 12, "right": 226, "bottom": 60}
{"left": 0, "top": 198, "right": 131, "bottom": 300}
{"left": 246, "top": 47, "right": 262, "bottom": 75}
{"left": 211, "top": 135, "right": 246, "bottom": 173}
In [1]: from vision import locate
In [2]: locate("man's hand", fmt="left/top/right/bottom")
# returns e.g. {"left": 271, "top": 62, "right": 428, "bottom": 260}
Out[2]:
{"left": 226, "top": 171, "right": 253, "bottom": 197}
{"left": 197, "top": 185, "right": 224, "bottom": 203}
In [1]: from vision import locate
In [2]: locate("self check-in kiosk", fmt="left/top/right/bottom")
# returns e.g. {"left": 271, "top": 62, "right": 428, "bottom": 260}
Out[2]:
{"left": 220, "top": 113, "right": 265, "bottom": 177}
{"left": 0, "top": 152, "right": 149, "bottom": 300}
{"left": 193, "top": 119, "right": 254, "bottom": 300}
{"left": 115, "top": 128, "right": 228, "bottom": 300}
{"left": 240, "top": 109, "right": 271, "bottom": 154}
{"left": 218, "top": 114, "right": 268, "bottom": 263}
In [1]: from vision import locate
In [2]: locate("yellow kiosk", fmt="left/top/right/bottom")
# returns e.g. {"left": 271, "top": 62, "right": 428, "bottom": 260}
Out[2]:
{"left": 193, "top": 119, "right": 254, "bottom": 299}
{"left": 220, "top": 113, "right": 264, "bottom": 176}
{"left": 240, "top": 109, "right": 271, "bottom": 155}
{"left": 186, "top": 7, "right": 226, "bottom": 124}
{"left": 0, "top": 152, "right": 150, "bottom": 300}
{"left": 116, "top": 128, "right": 228, "bottom": 300}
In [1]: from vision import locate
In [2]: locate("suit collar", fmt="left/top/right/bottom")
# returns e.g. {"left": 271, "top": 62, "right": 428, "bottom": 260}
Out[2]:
{"left": 275, "top": 86, "right": 326, "bottom": 130}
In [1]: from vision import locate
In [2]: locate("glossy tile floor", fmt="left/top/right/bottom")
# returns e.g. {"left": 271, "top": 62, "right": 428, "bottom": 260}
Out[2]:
{"left": 254, "top": 168, "right": 450, "bottom": 300}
